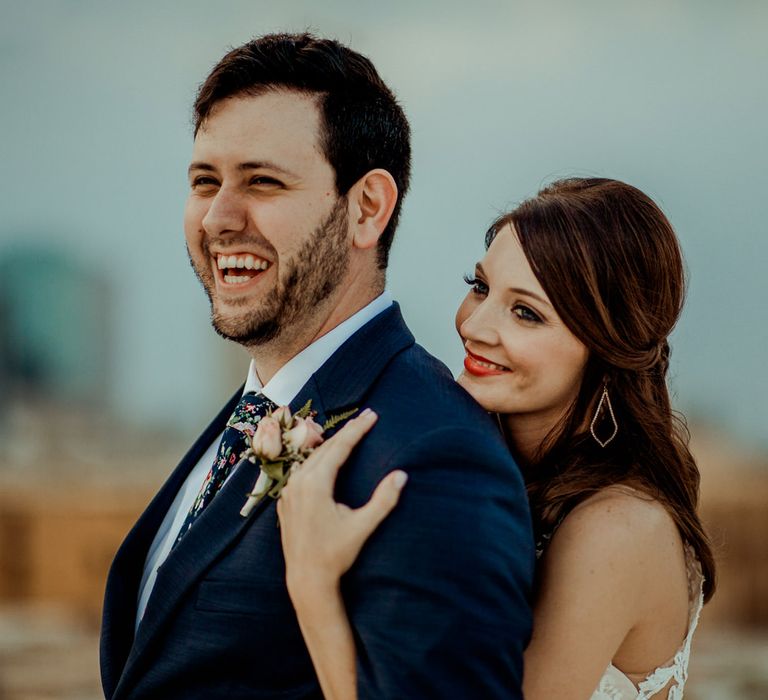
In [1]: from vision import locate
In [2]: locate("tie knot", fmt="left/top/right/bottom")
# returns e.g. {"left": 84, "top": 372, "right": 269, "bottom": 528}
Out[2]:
{"left": 228, "top": 392, "right": 278, "bottom": 431}
{"left": 172, "top": 391, "right": 278, "bottom": 548}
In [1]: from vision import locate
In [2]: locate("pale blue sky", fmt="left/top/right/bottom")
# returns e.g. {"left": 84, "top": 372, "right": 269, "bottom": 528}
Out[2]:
{"left": 1, "top": 1, "right": 766, "bottom": 447}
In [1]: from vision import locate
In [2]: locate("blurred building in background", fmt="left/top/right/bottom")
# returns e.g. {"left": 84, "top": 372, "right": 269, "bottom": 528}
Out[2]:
{"left": 0, "top": 247, "right": 110, "bottom": 463}
{"left": 0, "top": 247, "right": 110, "bottom": 401}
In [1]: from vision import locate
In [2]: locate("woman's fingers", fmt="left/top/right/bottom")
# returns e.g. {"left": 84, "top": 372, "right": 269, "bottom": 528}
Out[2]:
{"left": 354, "top": 470, "right": 408, "bottom": 537}
{"left": 310, "top": 409, "right": 379, "bottom": 477}
{"left": 281, "top": 409, "right": 378, "bottom": 501}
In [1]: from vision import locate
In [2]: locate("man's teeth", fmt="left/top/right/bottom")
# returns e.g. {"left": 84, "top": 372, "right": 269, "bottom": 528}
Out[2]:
{"left": 216, "top": 253, "right": 270, "bottom": 271}
{"left": 224, "top": 274, "right": 254, "bottom": 285}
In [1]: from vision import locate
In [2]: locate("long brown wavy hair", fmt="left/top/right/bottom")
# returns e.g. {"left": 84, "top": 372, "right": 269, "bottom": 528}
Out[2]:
{"left": 488, "top": 177, "right": 715, "bottom": 601}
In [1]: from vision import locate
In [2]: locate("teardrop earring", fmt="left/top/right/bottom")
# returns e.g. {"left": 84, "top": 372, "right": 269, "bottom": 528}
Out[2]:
{"left": 590, "top": 383, "right": 618, "bottom": 448}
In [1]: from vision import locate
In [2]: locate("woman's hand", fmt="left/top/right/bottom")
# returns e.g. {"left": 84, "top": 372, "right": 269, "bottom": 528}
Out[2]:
{"left": 277, "top": 408, "right": 408, "bottom": 603}
{"left": 277, "top": 409, "right": 405, "bottom": 700}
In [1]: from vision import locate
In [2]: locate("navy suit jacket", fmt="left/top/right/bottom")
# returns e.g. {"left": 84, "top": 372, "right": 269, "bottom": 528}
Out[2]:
{"left": 100, "top": 304, "right": 535, "bottom": 699}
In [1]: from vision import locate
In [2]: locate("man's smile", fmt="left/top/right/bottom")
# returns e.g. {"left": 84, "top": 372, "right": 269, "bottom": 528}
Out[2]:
{"left": 214, "top": 252, "right": 272, "bottom": 288}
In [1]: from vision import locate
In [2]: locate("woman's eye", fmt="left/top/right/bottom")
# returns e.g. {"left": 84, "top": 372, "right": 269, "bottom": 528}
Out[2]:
{"left": 463, "top": 274, "right": 488, "bottom": 296}
{"left": 513, "top": 304, "right": 543, "bottom": 323}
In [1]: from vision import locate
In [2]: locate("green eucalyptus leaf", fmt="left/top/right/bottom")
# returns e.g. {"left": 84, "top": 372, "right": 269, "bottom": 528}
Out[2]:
{"left": 295, "top": 399, "right": 313, "bottom": 418}
{"left": 322, "top": 408, "right": 359, "bottom": 431}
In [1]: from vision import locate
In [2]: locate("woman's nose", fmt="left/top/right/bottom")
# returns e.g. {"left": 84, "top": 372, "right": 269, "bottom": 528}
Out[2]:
{"left": 460, "top": 299, "right": 500, "bottom": 347}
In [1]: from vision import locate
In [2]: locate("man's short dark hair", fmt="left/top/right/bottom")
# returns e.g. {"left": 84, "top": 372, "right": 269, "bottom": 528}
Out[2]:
{"left": 194, "top": 32, "right": 412, "bottom": 270}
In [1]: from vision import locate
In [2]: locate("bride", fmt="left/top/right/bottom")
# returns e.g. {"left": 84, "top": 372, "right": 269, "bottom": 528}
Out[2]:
{"left": 275, "top": 177, "right": 715, "bottom": 699}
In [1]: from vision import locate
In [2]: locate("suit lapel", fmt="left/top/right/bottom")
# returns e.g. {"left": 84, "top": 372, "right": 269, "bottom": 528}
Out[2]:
{"left": 114, "top": 454, "right": 267, "bottom": 695}
{"left": 109, "top": 303, "right": 414, "bottom": 698}
{"left": 102, "top": 388, "right": 242, "bottom": 698}
{"left": 294, "top": 302, "right": 415, "bottom": 417}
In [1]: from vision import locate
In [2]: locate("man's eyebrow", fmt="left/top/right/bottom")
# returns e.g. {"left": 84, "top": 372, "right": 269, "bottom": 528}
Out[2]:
{"left": 188, "top": 161, "right": 215, "bottom": 176}
{"left": 239, "top": 161, "right": 300, "bottom": 179}
{"left": 187, "top": 160, "right": 299, "bottom": 179}
{"left": 475, "top": 262, "right": 553, "bottom": 308}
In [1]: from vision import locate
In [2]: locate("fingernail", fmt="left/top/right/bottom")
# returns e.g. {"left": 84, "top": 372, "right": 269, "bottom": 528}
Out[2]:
{"left": 392, "top": 471, "right": 408, "bottom": 489}
{"left": 359, "top": 408, "right": 377, "bottom": 419}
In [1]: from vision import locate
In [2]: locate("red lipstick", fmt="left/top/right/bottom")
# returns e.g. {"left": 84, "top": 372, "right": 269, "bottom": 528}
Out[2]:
{"left": 463, "top": 349, "right": 511, "bottom": 377}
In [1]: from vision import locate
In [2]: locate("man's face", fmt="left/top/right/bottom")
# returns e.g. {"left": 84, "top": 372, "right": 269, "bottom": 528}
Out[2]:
{"left": 184, "top": 91, "right": 350, "bottom": 346}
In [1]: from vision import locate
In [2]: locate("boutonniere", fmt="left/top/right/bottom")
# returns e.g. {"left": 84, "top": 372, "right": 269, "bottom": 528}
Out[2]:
{"left": 239, "top": 400, "right": 357, "bottom": 517}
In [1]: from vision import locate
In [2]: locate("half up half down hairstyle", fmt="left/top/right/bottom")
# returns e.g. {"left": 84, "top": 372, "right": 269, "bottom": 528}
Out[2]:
{"left": 488, "top": 178, "right": 715, "bottom": 601}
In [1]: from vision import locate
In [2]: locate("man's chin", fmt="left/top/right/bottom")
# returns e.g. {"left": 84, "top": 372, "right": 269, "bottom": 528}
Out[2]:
{"left": 210, "top": 312, "right": 281, "bottom": 346}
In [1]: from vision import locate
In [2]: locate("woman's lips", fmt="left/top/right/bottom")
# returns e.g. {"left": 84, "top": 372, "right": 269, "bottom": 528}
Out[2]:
{"left": 463, "top": 350, "right": 511, "bottom": 377}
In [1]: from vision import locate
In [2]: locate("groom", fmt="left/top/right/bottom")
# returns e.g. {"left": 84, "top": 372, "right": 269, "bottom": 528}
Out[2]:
{"left": 100, "top": 33, "right": 534, "bottom": 699}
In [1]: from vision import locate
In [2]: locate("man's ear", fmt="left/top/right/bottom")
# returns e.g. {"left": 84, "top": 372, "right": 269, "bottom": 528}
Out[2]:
{"left": 348, "top": 169, "right": 398, "bottom": 250}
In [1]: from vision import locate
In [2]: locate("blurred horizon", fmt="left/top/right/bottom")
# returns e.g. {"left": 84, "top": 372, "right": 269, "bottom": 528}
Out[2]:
{"left": 1, "top": 1, "right": 766, "bottom": 451}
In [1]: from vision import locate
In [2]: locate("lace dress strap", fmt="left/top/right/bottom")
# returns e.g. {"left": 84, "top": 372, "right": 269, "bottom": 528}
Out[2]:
{"left": 633, "top": 545, "right": 705, "bottom": 699}
{"left": 589, "top": 543, "right": 704, "bottom": 700}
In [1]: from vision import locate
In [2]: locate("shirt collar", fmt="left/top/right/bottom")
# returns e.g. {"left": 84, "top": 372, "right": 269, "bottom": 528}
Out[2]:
{"left": 243, "top": 290, "right": 393, "bottom": 405}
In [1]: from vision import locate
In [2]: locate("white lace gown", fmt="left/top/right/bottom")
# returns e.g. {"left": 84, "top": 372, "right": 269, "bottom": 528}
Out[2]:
{"left": 589, "top": 545, "right": 704, "bottom": 700}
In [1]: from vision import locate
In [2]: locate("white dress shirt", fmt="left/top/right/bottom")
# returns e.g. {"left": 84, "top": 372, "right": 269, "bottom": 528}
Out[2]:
{"left": 135, "top": 291, "right": 392, "bottom": 629}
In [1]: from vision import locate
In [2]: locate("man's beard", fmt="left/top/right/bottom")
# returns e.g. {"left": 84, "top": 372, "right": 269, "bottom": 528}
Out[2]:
{"left": 188, "top": 196, "right": 351, "bottom": 347}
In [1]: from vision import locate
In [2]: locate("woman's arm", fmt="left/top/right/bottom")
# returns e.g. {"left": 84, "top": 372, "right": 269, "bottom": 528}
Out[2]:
{"left": 287, "top": 580, "right": 357, "bottom": 700}
{"left": 279, "top": 418, "right": 681, "bottom": 700}
{"left": 276, "top": 409, "right": 407, "bottom": 700}
{"left": 523, "top": 490, "right": 685, "bottom": 700}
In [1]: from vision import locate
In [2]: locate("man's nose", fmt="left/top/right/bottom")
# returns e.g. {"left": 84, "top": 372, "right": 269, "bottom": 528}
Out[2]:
{"left": 201, "top": 187, "right": 248, "bottom": 237}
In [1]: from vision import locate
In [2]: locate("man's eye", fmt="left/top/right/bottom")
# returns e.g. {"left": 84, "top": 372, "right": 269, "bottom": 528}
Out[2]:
{"left": 250, "top": 176, "right": 281, "bottom": 187}
{"left": 463, "top": 274, "right": 488, "bottom": 296}
{"left": 513, "top": 304, "right": 543, "bottom": 323}
{"left": 191, "top": 176, "right": 218, "bottom": 188}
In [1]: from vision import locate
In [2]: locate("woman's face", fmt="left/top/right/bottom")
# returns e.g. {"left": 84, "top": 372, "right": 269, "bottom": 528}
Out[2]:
{"left": 455, "top": 225, "right": 589, "bottom": 430}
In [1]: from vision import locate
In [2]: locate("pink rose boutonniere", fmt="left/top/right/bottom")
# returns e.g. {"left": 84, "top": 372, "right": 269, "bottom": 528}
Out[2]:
{"left": 239, "top": 400, "right": 357, "bottom": 517}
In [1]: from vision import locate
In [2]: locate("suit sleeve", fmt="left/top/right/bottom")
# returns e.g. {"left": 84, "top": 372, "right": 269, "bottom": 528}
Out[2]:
{"left": 342, "top": 426, "right": 535, "bottom": 699}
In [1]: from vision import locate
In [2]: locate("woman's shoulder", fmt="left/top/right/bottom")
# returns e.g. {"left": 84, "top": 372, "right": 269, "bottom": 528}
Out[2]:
{"left": 562, "top": 485, "right": 679, "bottom": 547}
{"left": 543, "top": 485, "right": 685, "bottom": 596}
{"left": 535, "top": 485, "right": 690, "bottom": 653}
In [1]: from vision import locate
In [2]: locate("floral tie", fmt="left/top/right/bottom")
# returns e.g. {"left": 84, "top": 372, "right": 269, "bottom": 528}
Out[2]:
{"left": 174, "top": 391, "right": 277, "bottom": 546}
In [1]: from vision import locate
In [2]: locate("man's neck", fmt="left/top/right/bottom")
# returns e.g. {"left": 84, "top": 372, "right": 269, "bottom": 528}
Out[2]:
{"left": 247, "top": 278, "right": 384, "bottom": 385}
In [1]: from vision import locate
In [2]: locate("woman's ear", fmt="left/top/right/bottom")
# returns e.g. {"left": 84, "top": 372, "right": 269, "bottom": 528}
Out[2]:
{"left": 348, "top": 169, "right": 398, "bottom": 250}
